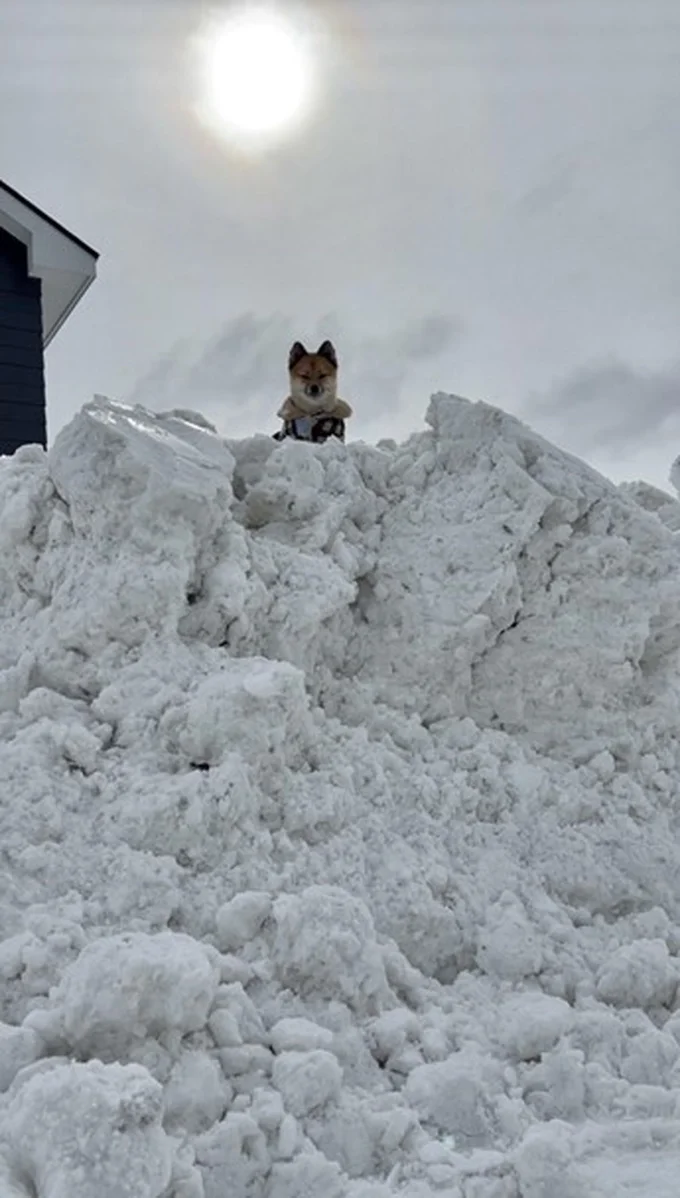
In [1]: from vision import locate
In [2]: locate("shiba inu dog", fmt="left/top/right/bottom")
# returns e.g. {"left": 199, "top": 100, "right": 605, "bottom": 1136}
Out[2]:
{"left": 274, "top": 340, "right": 353, "bottom": 443}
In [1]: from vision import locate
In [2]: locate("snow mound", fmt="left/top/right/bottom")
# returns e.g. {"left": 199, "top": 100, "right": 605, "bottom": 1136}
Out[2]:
{"left": 2, "top": 392, "right": 680, "bottom": 1197}
{"left": 4, "top": 1059, "right": 174, "bottom": 1198}
{"left": 28, "top": 931, "right": 220, "bottom": 1058}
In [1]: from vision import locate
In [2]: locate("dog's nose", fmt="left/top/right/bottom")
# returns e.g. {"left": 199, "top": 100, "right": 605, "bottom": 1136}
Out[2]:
{"left": 308, "top": 384, "right": 321, "bottom": 397}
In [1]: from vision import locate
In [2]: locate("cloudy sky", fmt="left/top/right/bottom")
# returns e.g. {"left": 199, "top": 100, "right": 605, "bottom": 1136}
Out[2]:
{"left": 2, "top": 0, "right": 679, "bottom": 487}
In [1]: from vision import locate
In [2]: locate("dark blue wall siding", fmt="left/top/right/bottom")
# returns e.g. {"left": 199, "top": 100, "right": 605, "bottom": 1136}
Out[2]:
{"left": 0, "top": 227, "right": 46, "bottom": 455}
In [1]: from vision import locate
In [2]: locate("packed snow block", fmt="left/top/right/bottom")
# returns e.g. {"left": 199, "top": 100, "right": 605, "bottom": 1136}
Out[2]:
{"left": 215, "top": 891, "right": 272, "bottom": 952}
{"left": 352, "top": 392, "right": 680, "bottom": 755}
{"left": 250, "top": 1087, "right": 286, "bottom": 1132}
{"left": 367, "top": 1009, "right": 421, "bottom": 1067}
{"left": 5, "top": 1059, "right": 173, "bottom": 1198}
{"left": 0, "top": 1021, "right": 44, "bottom": 1091}
{"left": 257, "top": 545, "right": 359, "bottom": 673}
{"left": 620, "top": 479, "right": 680, "bottom": 531}
{"left": 595, "top": 938, "right": 679, "bottom": 1009}
{"left": 115, "top": 754, "right": 255, "bottom": 866}
{"left": 0, "top": 651, "right": 33, "bottom": 714}
{"left": 272, "top": 1049, "right": 343, "bottom": 1117}
{"left": 271, "top": 885, "right": 389, "bottom": 1011}
{"left": 514, "top": 1120, "right": 680, "bottom": 1198}
{"left": 0, "top": 921, "right": 86, "bottom": 1008}
{"left": 495, "top": 993, "right": 572, "bottom": 1061}
{"left": 348, "top": 395, "right": 555, "bottom": 722}
{"left": 217, "top": 1043, "right": 274, "bottom": 1078}
{"left": 193, "top": 1109, "right": 269, "bottom": 1193}
{"left": 210, "top": 982, "right": 268, "bottom": 1044}
{"left": 270, "top": 1017, "right": 334, "bottom": 1054}
{"left": 305, "top": 1092, "right": 413, "bottom": 1179}
{"left": 240, "top": 433, "right": 380, "bottom": 548}
{"left": 155, "top": 406, "right": 221, "bottom": 446}
{"left": 208, "top": 1006, "right": 243, "bottom": 1048}
{"left": 162, "top": 1050, "right": 229, "bottom": 1134}
{"left": 49, "top": 396, "right": 235, "bottom": 534}
{"left": 404, "top": 1050, "right": 498, "bottom": 1144}
{"left": 343, "top": 1187, "right": 395, "bottom": 1198}
{"left": 619, "top": 1026, "right": 680, "bottom": 1086}
{"left": 0, "top": 447, "right": 53, "bottom": 618}
{"left": 0, "top": 1156, "right": 30, "bottom": 1198}
{"left": 229, "top": 435, "right": 379, "bottom": 669}
{"left": 243, "top": 437, "right": 329, "bottom": 528}
{"left": 476, "top": 894, "right": 544, "bottom": 982}
{"left": 40, "top": 930, "right": 220, "bottom": 1058}
{"left": 670, "top": 455, "right": 680, "bottom": 499}
{"left": 44, "top": 396, "right": 236, "bottom": 654}
{"left": 265, "top": 1151, "right": 347, "bottom": 1198}
{"left": 169, "top": 657, "right": 310, "bottom": 768}
{"left": 512, "top": 1122, "right": 578, "bottom": 1198}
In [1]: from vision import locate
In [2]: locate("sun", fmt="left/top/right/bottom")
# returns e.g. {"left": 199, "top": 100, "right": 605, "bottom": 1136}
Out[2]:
{"left": 194, "top": 6, "right": 317, "bottom": 148}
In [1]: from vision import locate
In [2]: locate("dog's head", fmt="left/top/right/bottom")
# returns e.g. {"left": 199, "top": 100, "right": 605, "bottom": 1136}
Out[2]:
{"left": 288, "top": 340, "right": 338, "bottom": 410}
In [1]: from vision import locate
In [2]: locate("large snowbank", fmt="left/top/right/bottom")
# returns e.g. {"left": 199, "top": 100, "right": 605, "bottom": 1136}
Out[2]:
{"left": 2, "top": 393, "right": 680, "bottom": 1196}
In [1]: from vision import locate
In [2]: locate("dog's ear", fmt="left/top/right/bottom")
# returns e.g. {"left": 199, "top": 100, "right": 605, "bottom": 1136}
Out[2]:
{"left": 288, "top": 341, "right": 308, "bottom": 370}
{"left": 316, "top": 340, "right": 337, "bottom": 368}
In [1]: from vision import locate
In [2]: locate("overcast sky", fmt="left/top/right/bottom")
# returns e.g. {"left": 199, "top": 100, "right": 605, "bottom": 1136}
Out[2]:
{"left": 2, "top": 0, "right": 679, "bottom": 487}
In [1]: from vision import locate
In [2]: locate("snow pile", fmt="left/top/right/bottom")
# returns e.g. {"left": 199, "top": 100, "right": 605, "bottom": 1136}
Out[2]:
{"left": 2, "top": 393, "right": 680, "bottom": 1196}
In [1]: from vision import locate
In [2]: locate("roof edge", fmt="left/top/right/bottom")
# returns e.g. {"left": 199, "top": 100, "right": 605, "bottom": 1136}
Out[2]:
{"left": 43, "top": 272, "right": 98, "bottom": 348}
{"left": 0, "top": 178, "right": 99, "bottom": 260}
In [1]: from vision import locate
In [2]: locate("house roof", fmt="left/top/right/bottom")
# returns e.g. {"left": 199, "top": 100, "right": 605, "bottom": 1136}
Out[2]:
{"left": 0, "top": 178, "right": 99, "bottom": 347}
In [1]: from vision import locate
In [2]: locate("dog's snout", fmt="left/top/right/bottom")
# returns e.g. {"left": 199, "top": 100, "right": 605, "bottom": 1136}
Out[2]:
{"left": 308, "top": 383, "right": 321, "bottom": 397}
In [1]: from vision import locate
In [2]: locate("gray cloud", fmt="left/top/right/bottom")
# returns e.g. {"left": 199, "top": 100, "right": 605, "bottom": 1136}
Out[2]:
{"left": 128, "top": 313, "right": 461, "bottom": 438}
{"left": 524, "top": 358, "right": 680, "bottom": 457}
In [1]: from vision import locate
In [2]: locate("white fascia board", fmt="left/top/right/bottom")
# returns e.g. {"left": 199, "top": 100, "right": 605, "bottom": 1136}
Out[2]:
{"left": 0, "top": 185, "right": 98, "bottom": 346}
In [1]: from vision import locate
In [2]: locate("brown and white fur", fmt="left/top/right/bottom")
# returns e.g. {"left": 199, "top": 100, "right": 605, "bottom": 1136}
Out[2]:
{"left": 277, "top": 340, "right": 353, "bottom": 424}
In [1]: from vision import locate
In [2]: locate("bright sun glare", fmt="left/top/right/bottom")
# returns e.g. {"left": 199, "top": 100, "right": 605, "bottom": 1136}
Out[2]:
{"left": 195, "top": 7, "right": 316, "bottom": 147}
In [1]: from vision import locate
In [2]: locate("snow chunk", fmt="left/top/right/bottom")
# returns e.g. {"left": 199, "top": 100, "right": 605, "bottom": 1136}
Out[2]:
{"left": 513, "top": 1122, "right": 576, "bottom": 1198}
{"left": 620, "top": 1027, "right": 680, "bottom": 1086}
{"left": 163, "top": 1050, "right": 229, "bottom": 1133}
{"left": 215, "top": 890, "right": 272, "bottom": 952}
{"left": 496, "top": 992, "right": 572, "bottom": 1060}
{"left": 596, "top": 938, "right": 678, "bottom": 1009}
{"left": 477, "top": 894, "right": 543, "bottom": 981}
{"left": 193, "top": 1108, "right": 269, "bottom": 1191}
{"left": 44, "top": 396, "right": 236, "bottom": 655}
{"left": 266, "top": 1152, "right": 346, "bottom": 1198}
{"left": 0, "top": 1023, "right": 45, "bottom": 1092}
{"left": 172, "top": 659, "right": 309, "bottom": 768}
{"left": 368, "top": 1008, "right": 422, "bottom": 1066}
{"left": 211, "top": 982, "right": 267, "bottom": 1044}
{"left": 270, "top": 1017, "right": 334, "bottom": 1054}
{"left": 250, "top": 1087, "right": 286, "bottom": 1132}
{"left": 272, "top": 1049, "right": 343, "bottom": 1117}
{"left": 6, "top": 1060, "right": 172, "bottom": 1198}
{"left": 271, "top": 885, "right": 388, "bottom": 1010}
{"left": 44, "top": 931, "right": 219, "bottom": 1057}
{"left": 405, "top": 1050, "right": 499, "bottom": 1143}
{"left": 218, "top": 1044, "right": 273, "bottom": 1077}
{"left": 208, "top": 1007, "right": 243, "bottom": 1047}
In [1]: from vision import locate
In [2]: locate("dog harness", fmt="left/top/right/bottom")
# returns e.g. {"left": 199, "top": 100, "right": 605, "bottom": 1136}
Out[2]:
{"left": 273, "top": 414, "right": 346, "bottom": 444}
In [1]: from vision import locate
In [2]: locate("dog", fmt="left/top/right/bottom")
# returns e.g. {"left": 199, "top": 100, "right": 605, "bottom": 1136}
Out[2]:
{"left": 273, "top": 340, "right": 352, "bottom": 443}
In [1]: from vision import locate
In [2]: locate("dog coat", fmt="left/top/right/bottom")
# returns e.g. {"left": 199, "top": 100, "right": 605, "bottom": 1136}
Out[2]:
{"left": 273, "top": 414, "right": 346, "bottom": 443}
{"left": 274, "top": 396, "right": 352, "bottom": 444}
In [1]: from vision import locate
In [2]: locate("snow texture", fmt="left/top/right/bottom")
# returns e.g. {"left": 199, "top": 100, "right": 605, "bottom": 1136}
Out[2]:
{"left": 2, "top": 392, "right": 680, "bottom": 1196}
